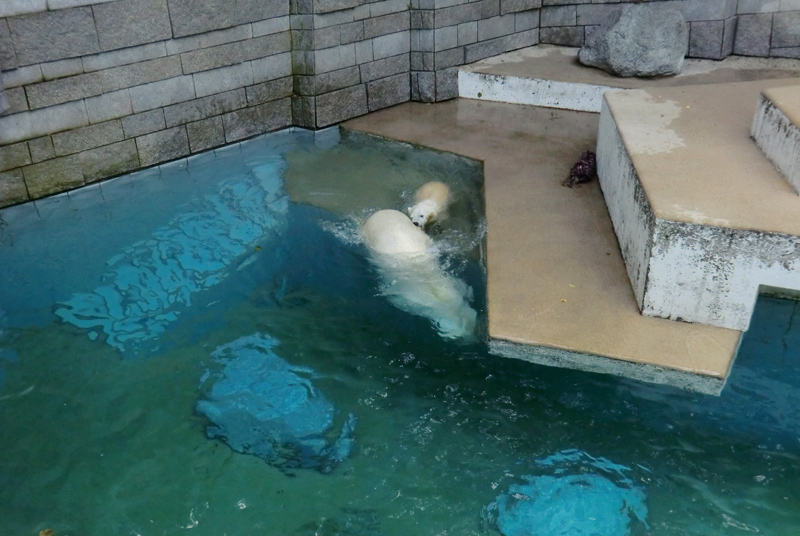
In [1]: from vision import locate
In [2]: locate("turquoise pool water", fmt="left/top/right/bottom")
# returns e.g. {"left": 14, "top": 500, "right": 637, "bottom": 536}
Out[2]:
{"left": 0, "top": 128, "right": 798, "bottom": 535}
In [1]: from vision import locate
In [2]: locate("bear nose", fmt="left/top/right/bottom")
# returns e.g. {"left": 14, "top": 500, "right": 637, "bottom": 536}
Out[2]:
{"left": 413, "top": 221, "right": 420, "bottom": 227}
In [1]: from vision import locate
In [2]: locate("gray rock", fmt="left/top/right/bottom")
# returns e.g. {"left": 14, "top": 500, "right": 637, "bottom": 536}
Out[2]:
{"left": 578, "top": 4, "right": 688, "bottom": 78}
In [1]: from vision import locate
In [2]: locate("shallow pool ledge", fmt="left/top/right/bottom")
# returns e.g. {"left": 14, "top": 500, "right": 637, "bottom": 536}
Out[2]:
{"left": 343, "top": 98, "right": 741, "bottom": 396}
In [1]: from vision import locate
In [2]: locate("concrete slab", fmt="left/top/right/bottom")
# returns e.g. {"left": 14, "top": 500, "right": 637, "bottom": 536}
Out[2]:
{"left": 459, "top": 45, "right": 800, "bottom": 112}
{"left": 599, "top": 80, "right": 800, "bottom": 333}
{"left": 751, "top": 85, "right": 800, "bottom": 194}
{"left": 343, "top": 99, "right": 741, "bottom": 395}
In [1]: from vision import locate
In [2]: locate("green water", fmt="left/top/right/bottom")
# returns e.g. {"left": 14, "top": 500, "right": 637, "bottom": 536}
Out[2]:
{"left": 0, "top": 128, "right": 797, "bottom": 535}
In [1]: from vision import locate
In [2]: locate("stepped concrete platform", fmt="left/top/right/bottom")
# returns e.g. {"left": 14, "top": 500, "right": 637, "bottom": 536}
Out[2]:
{"left": 599, "top": 80, "right": 800, "bottom": 333}
{"left": 459, "top": 45, "right": 800, "bottom": 112}
{"left": 751, "top": 85, "right": 800, "bottom": 194}
{"left": 344, "top": 99, "right": 741, "bottom": 396}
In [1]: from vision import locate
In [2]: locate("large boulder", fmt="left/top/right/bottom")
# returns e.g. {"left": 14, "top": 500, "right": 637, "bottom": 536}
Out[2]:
{"left": 578, "top": 4, "right": 688, "bottom": 78}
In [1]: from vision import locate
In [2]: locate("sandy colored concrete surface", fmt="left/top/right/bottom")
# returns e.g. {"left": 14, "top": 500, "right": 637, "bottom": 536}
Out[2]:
{"left": 462, "top": 45, "right": 800, "bottom": 91}
{"left": 343, "top": 99, "right": 741, "bottom": 381}
{"left": 764, "top": 85, "right": 800, "bottom": 126}
{"left": 606, "top": 79, "right": 800, "bottom": 235}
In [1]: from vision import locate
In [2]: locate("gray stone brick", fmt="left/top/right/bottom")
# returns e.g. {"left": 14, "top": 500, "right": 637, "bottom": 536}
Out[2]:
{"left": 292, "top": 50, "right": 315, "bottom": 76}
{"left": 341, "top": 21, "right": 366, "bottom": 44}
{"left": 315, "top": 43, "right": 356, "bottom": 74}
{"left": 28, "top": 136, "right": 55, "bottom": 163}
{"left": 734, "top": 13, "right": 773, "bottom": 56}
{"left": 193, "top": 63, "right": 254, "bottom": 98}
{"left": 515, "top": 10, "right": 540, "bottom": 32}
{"left": 780, "top": 0, "right": 800, "bottom": 11}
{"left": 773, "top": 12, "right": 800, "bottom": 48}
{"left": 246, "top": 77, "right": 293, "bottom": 104}
{"left": 722, "top": 16, "right": 736, "bottom": 57}
{"left": 0, "top": 100, "right": 88, "bottom": 145}
{"left": 540, "top": 26, "right": 583, "bottom": 46}
{"left": 435, "top": 67, "right": 458, "bottom": 101}
{"left": 82, "top": 42, "right": 167, "bottom": 73}
{"left": 435, "top": 27, "right": 459, "bottom": 51}
{"left": 0, "top": 142, "right": 31, "bottom": 172}
{"left": 94, "top": 0, "right": 172, "bottom": 51}
{"left": 682, "top": 0, "right": 737, "bottom": 21}
{"left": 40, "top": 58, "right": 84, "bottom": 81}
{"left": 738, "top": 0, "right": 780, "bottom": 13}
{"left": 23, "top": 155, "right": 84, "bottom": 198}
{"left": 166, "top": 25, "right": 252, "bottom": 56}
{"left": 122, "top": 109, "right": 167, "bottom": 137}
{"left": 2, "top": 65, "right": 43, "bottom": 88}
{"left": 478, "top": 14, "right": 516, "bottom": 41}
{"left": 314, "top": 26, "right": 342, "bottom": 49}
{"left": 502, "top": 0, "right": 542, "bottom": 15}
{"left": 129, "top": 75, "right": 196, "bottom": 113}
{"left": 370, "top": 0, "right": 407, "bottom": 17}
{"left": 3, "top": 87, "right": 28, "bottom": 115}
{"left": 576, "top": 4, "right": 619, "bottom": 26}
{"left": 410, "top": 9, "right": 434, "bottom": 30}
{"left": 163, "top": 89, "right": 247, "bottom": 127}
{"left": 410, "top": 51, "right": 434, "bottom": 70}
{"left": 0, "top": 0, "right": 46, "bottom": 18}
{"left": 0, "top": 169, "right": 28, "bottom": 208}
{"left": 689, "top": 21, "right": 725, "bottom": 59}
{"left": 314, "top": 67, "right": 362, "bottom": 93}
{"left": 180, "top": 33, "right": 291, "bottom": 74}
{"left": 367, "top": 72, "right": 408, "bottom": 111}
{"left": 542, "top": 0, "right": 589, "bottom": 5}
{"left": 291, "top": 95, "right": 316, "bottom": 128}
{"left": 0, "top": 20, "right": 17, "bottom": 70}
{"left": 79, "top": 139, "right": 140, "bottom": 182}
{"left": 136, "top": 126, "right": 190, "bottom": 167}
{"left": 186, "top": 116, "right": 225, "bottom": 153}
{"left": 99, "top": 56, "right": 183, "bottom": 93}
{"left": 53, "top": 120, "right": 124, "bottom": 156}
{"left": 373, "top": 31, "right": 410, "bottom": 60}
{"left": 410, "top": 71, "right": 435, "bottom": 103}
{"left": 294, "top": 75, "right": 315, "bottom": 96}
{"left": 168, "top": 0, "right": 288, "bottom": 38}
{"left": 26, "top": 72, "right": 103, "bottom": 109}
{"left": 356, "top": 39, "right": 374, "bottom": 63}
{"left": 86, "top": 89, "right": 134, "bottom": 124}
{"left": 253, "top": 16, "right": 291, "bottom": 37}
{"left": 8, "top": 8, "right": 99, "bottom": 65}
{"left": 314, "top": 10, "right": 356, "bottom": 29}
{"left": 541, "top": 5, "right": 576, "bottom": 27}
{"left": 315, "top": 85, "right": 367, "bottom": 127}
{"left": 456, "top": 22, "right": 477, "bottom": 46}
{"left": 436, "top": 0, "right": 499, "bottom": 29}
{"left": 465, "top": 28, "right": 538, "bottom": 62}
{"left": 360, "top": 53, "right": 409, "bottom": 82}
{"left": 315, "top": 0, "right": 362, "bottom": 14}
{"left": 434, "top": 47, "right": 465, "bottom": 70}
{"left": 252, "top": 52, "right": 293, "bottom": 83}
{"left": 771, "top": 47, "right": 800, "bottom": 59}
{"left": 291, "top": 13, "right": 314, "bottom": 31}
{"left": 222, "top": 98, "right": 292, "bottom": 141}
{"left": 291, "top": 0, "right": 314, "bottom": 15}
{"left": 364, "top": 12, "right": 410, "bottom": 39}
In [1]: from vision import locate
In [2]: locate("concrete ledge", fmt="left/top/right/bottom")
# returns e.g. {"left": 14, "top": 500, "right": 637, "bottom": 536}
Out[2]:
{"left": 751, "top": 85, "right": 800, "bottom": 194}
{"left": 489, "top": 339, "right": 728, "bottom": 396}
{"left": 598, "top": 80, "right": 800, "bottom": 331}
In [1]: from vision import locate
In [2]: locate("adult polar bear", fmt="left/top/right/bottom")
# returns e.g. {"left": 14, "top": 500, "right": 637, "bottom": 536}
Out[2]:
{"left": 362, "top": 209, "right": 477, "bottom": 341}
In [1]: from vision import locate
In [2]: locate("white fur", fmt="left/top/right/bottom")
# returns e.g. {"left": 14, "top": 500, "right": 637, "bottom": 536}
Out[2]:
{"left": 361, "top": 209, "right": 476, "bottom": 341}
{"left": 408, "top": 182, "right": 450, "bottom": 228}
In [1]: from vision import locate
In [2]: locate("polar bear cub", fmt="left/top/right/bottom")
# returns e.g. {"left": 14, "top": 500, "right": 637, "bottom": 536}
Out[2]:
{"left": 362, "top": 209, "right": 432, "bottom": 255}
{"left": 408, "top": 181, "right": 450, "bottom": 228}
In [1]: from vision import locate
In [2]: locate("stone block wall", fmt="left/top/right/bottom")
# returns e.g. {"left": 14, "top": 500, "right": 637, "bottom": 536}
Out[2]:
{"left": 538, "top": 0, "right": 800, "bottom": 61}
{"left": 0, "top": 0, "right": 543, "bottom": 207}
{"left": 1, "top": 1, "right": 798, "bottom": 208}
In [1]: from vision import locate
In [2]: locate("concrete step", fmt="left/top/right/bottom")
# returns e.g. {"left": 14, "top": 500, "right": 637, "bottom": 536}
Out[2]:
{"left": 458, "top": 45, "right": 800, "bottom": 112}
{"left": 598, "top": 79, "right": 800, "bottom": 333}
{"left": 751, "top": 85, "right": 800, "bottom": 194}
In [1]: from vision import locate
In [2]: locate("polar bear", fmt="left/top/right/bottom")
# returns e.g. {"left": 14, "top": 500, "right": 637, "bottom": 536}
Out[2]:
{"left": 361, "top": 209, "right": 477, "bottom": 341}
{"left": 408, "top": 181, "right": 450, "bottom": 228}
{"left": 362, "top": 209, "right": 432, "bottom": 255}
